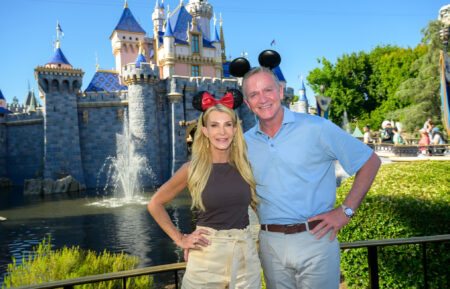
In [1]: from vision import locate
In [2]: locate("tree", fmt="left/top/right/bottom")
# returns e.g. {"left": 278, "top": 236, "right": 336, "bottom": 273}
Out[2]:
{"left": 387, "top": 20, "right": 444, "bottom": 131}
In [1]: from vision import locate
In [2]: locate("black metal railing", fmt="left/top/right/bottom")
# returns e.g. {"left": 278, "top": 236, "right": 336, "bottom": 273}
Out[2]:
{"left": 8, "top": 234, "right": 450, "bottom": 289}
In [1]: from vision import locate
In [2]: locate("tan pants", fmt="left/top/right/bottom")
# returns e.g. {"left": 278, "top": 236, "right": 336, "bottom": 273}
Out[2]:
{"left": 182, "top": 226, "right": 261, "bottom": 289}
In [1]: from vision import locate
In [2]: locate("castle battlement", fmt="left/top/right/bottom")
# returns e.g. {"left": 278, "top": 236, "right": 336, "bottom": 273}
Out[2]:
{"left": 122, "top": 62, "right": 160, "bottom": 85}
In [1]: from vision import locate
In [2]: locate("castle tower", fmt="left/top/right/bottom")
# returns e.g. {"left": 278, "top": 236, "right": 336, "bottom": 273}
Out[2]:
{"left": 122, "top": 60, "right": 163, "bottom": 186}
{"left": 290, "top": 77, "right": 309, "bottom": 114}
{"left": 152, "top": 0, "right": 165, "bottom": 33}
{"left": 162, "top": 21, "right": 175, "bottom": 77}
{"left": 111, "top": 1, "right": 147, "bottom": 79}
{"left": 34, "top": 40, "right": 85, "bottom": 184}
{"left": 186, "top": 0, "right": 213, "bottom": 39}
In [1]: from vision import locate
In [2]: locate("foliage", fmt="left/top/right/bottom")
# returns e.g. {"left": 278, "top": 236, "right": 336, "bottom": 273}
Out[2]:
{"left": 388, "top": 21, "right": 444, "bottom": 131}
{"left": 307, "top": 21, "right": 446, "bottom": 131}
{"left": 337, "top": 161, "right": 449, "bottom": 288}
{"left": 2, "top": 237, "right": 153, "bottom": 288}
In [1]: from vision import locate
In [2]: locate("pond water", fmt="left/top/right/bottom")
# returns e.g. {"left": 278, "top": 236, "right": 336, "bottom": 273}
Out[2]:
{"left": 0, "top": 187, "right": 194, "bottom": 284}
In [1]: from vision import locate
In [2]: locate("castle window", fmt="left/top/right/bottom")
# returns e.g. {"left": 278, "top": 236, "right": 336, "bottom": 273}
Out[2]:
{"left": 192, "top": 65, "right": 200, "bottom": 77}
{"left": 192, "top": 34, "right": 199, "bottom": 54}
{"left": 123, "top": 36, "right": 125, "bottom": 39}
{"left": 83, "top": 110, "right": 88, "bottom": 124}
{"left": 118, "top": 108, "right": 123, "bottom": 122}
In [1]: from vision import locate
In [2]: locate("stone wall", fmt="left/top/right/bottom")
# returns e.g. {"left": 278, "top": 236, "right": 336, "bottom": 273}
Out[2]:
{"left": 6, "top": 120, "right": 44, "bottom": 184}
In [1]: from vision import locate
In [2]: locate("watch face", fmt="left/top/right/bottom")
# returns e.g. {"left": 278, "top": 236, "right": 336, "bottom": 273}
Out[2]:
{"left": 344, "top": 208, "right": 354, "bottom": 217}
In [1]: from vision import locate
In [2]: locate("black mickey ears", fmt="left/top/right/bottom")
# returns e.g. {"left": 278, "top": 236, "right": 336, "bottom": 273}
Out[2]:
{"left": 229, "top": 50, "right": 281, "bottom": 77}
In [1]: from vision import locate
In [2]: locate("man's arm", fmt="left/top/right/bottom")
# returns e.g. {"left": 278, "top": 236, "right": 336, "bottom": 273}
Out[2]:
{"left": 308, "top": 152, "right": 381, "bottom": 241}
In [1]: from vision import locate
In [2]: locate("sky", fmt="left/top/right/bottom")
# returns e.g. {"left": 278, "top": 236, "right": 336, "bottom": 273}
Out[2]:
{"left": 0, "top": 0, "right": 448, "bottom": 107}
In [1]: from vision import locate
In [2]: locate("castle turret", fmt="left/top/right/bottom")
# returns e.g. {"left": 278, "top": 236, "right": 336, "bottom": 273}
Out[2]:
{"left": 152, "top": 0, "right": 165, "bottom": 33}
{"left": 162, "top": 21, "right": 175, "bottom": 77}
{"left": 186, "top": 0, "right": 213, "bottom": 39}
{"left": 34, "top": 38, "right": 85, "bottom": 184}
{"left": 290, "top": 77, "right": 309, "bottom": 114}
{"left": 110, "top": 1, "right": 147, "bottom": 79}
{"left": 122, "top": 61, "right": 163, "bottom": 186}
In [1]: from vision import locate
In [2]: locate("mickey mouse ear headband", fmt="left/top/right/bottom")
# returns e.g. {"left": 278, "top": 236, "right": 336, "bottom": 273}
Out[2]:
{"left": 192, "top": 89, "right": 244, "bottom": 112}
{"left": 229, "top": 50, "right": 281, "bottom": 77}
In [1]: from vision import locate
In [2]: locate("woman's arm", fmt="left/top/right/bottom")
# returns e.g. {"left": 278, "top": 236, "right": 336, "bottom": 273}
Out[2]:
{"left": 148, "top": 163, "right": 209, "bottom": 250}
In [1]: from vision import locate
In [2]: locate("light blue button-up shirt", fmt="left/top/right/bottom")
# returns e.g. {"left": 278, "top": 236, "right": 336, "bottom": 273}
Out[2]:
{"left": 244, "top": 107, "right": 373, "bottom": 225}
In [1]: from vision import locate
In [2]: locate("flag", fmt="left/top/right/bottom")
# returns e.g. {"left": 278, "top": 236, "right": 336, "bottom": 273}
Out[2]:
{"left": 270, "top": 39, "right": 276, "bottom": 46}
{"left": 57, "top": 22, "right": 64, "bottom": 39}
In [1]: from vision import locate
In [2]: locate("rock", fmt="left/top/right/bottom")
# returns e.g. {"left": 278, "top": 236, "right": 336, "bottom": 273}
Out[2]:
{"left": 54, "top": 175, "right": 84, "bottom": 193}
{"left": 24, "top": 179, "right": 42, "bottom": 195}
{"left": 42, "top": 178, "right": 55, "bottom": 195}
{"left": 0, "top": 177, "right": 12, "bottom": 188}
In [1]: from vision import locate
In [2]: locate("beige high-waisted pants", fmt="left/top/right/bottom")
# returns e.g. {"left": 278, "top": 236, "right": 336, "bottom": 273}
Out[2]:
{"left": 181, "top": 225, "right": 261, "bottom": 289}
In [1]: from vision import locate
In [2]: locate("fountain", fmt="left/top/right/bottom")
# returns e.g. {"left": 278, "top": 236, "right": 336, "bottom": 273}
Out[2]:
{"left": 341, "top": 109, "right": 352, "bottom": 134}
{"left": 94, "top": 113, "right": 156, "bottom": 207}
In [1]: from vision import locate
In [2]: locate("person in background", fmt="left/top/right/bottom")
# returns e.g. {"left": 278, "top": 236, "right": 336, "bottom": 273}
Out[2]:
{"left": 148, "top": 90, "right": 261, "bottom": 289}
{"left": 418, "top": 128, "right": 430, "bottom": 155}
{"left": 363, "top": 125, "right": 373, "bottom": 144}
{"left": 392, "top": 127, "right": 404, "bottom": 145}
{"left": 379, "top": 121, "right": 394, "bottom": 144}
{"left": 242, "top": 66, "right": 381, "bottom": 289}
{"left": 431, "top": 127, "right": 445, "bottom": 145}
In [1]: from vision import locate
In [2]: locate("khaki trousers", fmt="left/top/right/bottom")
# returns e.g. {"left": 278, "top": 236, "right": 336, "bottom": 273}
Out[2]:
{"left": 182, "top": 226, "right": 261, "bottom": 289}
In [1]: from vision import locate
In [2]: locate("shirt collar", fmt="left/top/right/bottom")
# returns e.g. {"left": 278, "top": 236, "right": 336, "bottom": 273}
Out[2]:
{"left": 254, "top": 106, "right": 295, "bottom": 135}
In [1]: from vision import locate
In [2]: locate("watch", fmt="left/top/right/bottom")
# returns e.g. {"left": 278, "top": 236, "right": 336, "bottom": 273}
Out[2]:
{"left": 341, "top": 204, "right": 355, "bottom": 218}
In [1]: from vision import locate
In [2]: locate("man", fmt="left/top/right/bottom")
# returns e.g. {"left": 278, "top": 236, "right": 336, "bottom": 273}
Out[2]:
{"left": 242, "top": 67, "right": 381, "bottom": 289}
{"left": 379, "top": 121, "right": 394, "bottom": 144}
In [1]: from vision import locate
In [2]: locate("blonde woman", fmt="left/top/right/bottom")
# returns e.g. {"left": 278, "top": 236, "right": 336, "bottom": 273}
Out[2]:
{"left": 148, "top": 90, "right": 261, "bottom": 288}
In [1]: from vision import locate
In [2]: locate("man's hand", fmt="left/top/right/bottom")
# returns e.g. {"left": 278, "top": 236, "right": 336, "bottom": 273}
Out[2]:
{"left": 308, "top": 207, "right": 351, "bottom": 242}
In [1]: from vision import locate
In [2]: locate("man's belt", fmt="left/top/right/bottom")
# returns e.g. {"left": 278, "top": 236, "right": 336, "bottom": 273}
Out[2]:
{"left": 260, "top": 220, "right": 321, "bottom": 234}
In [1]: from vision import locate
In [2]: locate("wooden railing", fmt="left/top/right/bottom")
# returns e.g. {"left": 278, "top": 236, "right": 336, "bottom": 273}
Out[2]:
{"left": 9, "top": 234, "right": 450, "bottom": 289}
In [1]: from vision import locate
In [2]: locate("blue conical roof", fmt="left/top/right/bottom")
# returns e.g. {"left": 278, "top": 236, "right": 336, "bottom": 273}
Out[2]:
{"left": 114, "top": 7, "right": 146, "bottom": 34}
{"left": 135, "top": 53, "right": 146, "bottom": 68}
{"left": 211, "top": 25, "right": 220, "bottom": 43}
{"left": 0, "top": 89, "right": 5, "bottom": 100}
{"left": 164, "top": 20, "right": 174, "bottom": 37}
{"left": 299, "top": 79, "right": 307, "bottom": 101}
{"left": 155, "top": 0, "right": 164, "bottom": 9}
{"left": 47, "top": 47, "right": 71, "bottom": 65}
{"left": 273, "top": 66, "right": 286, "bottom": 82}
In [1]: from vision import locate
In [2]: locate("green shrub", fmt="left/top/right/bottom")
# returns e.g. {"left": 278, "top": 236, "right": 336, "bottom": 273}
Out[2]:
{"left": 337, "top": 161, "right": 449, "bottom": 288}
{"left": 2, "top": 237, "right": 153, "bottom": 288}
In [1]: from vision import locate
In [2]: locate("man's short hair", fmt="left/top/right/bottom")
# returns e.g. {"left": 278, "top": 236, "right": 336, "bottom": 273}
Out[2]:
{"left": 242, "top": 66, "right": 281, "bottom": 99}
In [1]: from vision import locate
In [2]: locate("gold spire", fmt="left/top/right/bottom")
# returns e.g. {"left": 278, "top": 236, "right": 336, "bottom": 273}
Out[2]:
{"left": 138, "top": 40, "right": 143, "bottom": 54}
{"left": 220, "top": 13, "right": 226, "bottom": 62}
{"left": 95, "top": 52, "right": 99, "bottom": 71}
{"left": 213, "top": 13, "right": 217, "bottom": 26}
{"left": 124, "top": 0, "right": 128, "bottom": 8}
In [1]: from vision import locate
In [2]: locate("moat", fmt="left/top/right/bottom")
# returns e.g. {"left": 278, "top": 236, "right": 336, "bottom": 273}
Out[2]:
{"left": 0, "top": 187, "right": 194, "bottom": 283}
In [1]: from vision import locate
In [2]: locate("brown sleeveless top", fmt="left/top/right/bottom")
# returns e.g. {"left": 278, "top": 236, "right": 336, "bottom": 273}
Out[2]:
{"left": 196, "top": 163, "right": 251, "bottom": 230}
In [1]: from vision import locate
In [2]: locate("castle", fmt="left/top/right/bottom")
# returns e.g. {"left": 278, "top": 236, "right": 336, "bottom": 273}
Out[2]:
{"left": 0, "top": 0, "right": 298, "bottom": 188}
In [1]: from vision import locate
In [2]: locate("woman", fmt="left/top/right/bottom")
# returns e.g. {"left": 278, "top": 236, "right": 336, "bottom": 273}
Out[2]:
{"left": 418, "top": 128, "right": 430, "bottom": 155}
{"left": 148, "top": 90, "right": 261, "bottom": 288}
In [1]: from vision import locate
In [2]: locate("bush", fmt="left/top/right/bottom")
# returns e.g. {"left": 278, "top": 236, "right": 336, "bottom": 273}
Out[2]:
{"left": 337, "top": 161, "right": 449, "bottom": 288}
{"left": 2, "top": 237, "right": 153, "bottom": 288}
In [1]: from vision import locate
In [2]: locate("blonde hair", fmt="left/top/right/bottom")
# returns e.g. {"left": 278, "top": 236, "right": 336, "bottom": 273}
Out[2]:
{"left": 187, "top": 104, "right": 258, "bottom": 211}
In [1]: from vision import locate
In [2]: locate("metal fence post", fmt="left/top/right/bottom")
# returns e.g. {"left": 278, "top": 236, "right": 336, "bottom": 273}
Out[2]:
{"left": 422, "top": 243, "right": 428, "bottom": 289}
{"left": 368, "top": 246, "right": 379, "bottom": 289}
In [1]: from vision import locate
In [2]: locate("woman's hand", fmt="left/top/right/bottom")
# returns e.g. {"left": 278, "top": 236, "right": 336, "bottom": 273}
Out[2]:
{"left": 178, "top": 229, "right": 211, "bottom": 250}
